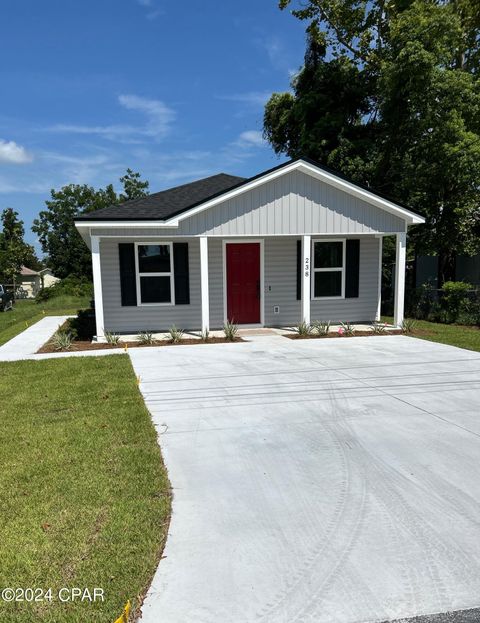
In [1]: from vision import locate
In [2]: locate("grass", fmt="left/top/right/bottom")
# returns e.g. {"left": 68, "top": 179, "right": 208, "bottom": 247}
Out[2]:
{"left": 0, "top": 355, "right": 171, "bottom": 622}
{"left": 383, "top": 316, "right": 480, "bottom": 353}
{"left": 0, "top": 296, "right": 90, "bottom": 347}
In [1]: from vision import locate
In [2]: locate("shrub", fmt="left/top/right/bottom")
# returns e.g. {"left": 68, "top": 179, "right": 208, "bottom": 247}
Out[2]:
{"left": 68, "top": 308, "right": 96, "bottom": 340}
{"left": 295, "top": 321, "right": 312, "bottom": 336}
{"left": 138, "top": 331, "right": 156, "bottom": 345}
{"left": 52, "top": 330, "right": 74, "bottom": 351}
{"left": 36, "top": 275, "right": 93, "bottom": 302}
{"left": 370, "top": 322, "right": 387, "bottom": 334}
{"left": 200, "top": 328, "right": 210, "bottom": 342}
{"left": 458, "top": 299, "right": 480, "bottom": 326}
{"left": 223, "top": 320, "right": 238, "bottom": 341}
{"left": 311, "top": 320, "right": 330, "bottom": 336}
{"left": 340, "top": 321, "right": 355, "bottom": 336}
{"left": 441, "top": 281, "right": 473, "bottom": 323}
{"left": 401, "top": 318, "right": 417, "bottom": 333}
{"left": 105, "top": 331, "right": 121, "bottom": 345}
{"left": 168, "top": 325, "right": 184, "bottom": 343}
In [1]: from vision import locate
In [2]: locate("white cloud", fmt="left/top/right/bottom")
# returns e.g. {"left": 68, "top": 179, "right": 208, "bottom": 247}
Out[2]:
{"left": 236, "top": 130, "right": 265, "bottom": 148}
{"left": 45, "top": 94, "right": 175, "bottom": 142}
{"left": 118, "top": 94, "right": 175, "bottom": 137}
{"left": 0, "top": 139, "right": 33, "bottom": 164}
{"left": 217, "top": 92, "right": 272, "bottom": 107}
{"left": 136, "top": 0, "right": 164, "bottom": 20}
{"left": 260, "top": 36, "right": 298, "bottom": 76}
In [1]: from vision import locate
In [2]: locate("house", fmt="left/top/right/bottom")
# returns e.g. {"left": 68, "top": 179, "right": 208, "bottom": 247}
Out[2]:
{"left": 75, "top": 157, "right": 424, "bottom": 340}
{"left": 18, "top": 266, "right": 59, "bottom": 299}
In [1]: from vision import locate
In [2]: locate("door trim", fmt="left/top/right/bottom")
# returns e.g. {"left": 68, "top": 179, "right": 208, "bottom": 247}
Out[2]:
{"left": 222, "top": 239, "right": 264, "bottom": 327}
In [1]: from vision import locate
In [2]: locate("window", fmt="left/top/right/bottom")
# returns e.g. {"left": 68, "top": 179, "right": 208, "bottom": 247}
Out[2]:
{"left": 136, "top": 243, "right": 174, "bottom": 305}
{"left": 312, "top": 240, "right": 345, "bottom": 299}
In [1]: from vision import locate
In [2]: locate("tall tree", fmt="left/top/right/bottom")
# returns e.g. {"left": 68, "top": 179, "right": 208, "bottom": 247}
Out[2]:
{"left": 32, "top": 170, "right": 149, "bottom": 279}
{"left": 119, "top": 168, "right": 149, "bottom": 201}
{"left": 265, "top": 0, "right": 480, "bottom": 284}
{"left": 0, "top": 208, "right": 38, "bottom": 285}
{"left": 32, "top": 184, "right": 118, "bottom": 279}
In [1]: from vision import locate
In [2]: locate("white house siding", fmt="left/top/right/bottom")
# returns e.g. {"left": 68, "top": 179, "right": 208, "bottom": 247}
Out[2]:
{"left": 97, "top": 234, "right": 380, "bottom": 332}
{"left": 175, "top": 170, "right": 403, "bottom": 236}
{"left": 90, "top": 172, "right": 405, "bottom": 241}
{"left": 100, "top": 237, "right": 202, "bottom": 333}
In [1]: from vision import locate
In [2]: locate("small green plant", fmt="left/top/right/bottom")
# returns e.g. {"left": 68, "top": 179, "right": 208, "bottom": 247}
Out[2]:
{"left": 223, "top": 320, "right": 238, "bottom": 341}
{"left": 137, "top": 331, "right": 156, "bottom": 345}
{"left": 401, "top": 318, "right": 417, "bottom": 333}
{"left": 312, "top": 320, "right": 331, "bottom": 336}
{"left": 105, "top": 331, "right": 121, "bottom": 345}
{"left": 168, "top": 325, "right": 184, "bottom": 343}
{"left": 340, "top": 321, "right": 355, "bottom": 336}
{"left": 200, "top": 328, "right": 210, "bottom": 342}
{"left": 52, "top": 330, "right": 74, "bottom": 351}
{"left": 370, "top": 322, "right": 387, "bottom": 334}
{"left": 295, "top": 321, "right": 312, "bottom": 336}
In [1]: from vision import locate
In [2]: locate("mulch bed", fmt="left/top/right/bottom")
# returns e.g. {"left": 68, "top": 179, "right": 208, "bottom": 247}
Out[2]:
{"left": 286, "top": 329, "right": 404, "bottom": 340}
{"left": 37, "top": 336, "right": 244, "bottom": 354}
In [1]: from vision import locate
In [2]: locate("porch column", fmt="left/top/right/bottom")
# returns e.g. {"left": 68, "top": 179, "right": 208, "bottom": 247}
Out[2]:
{"left": 302, "top": 235, "right": 311, "bottom": 325}
{"left": 200, "top": 236, "right": 210, "bottom": 332}
{"left": 393, "top": 232, "right": 406, "bottom": 327}
{"left": 91, "top": 235, "right": 105, "bottom": 341}
{"left": 376, "top": 235, "right": 383, "bottom": 321}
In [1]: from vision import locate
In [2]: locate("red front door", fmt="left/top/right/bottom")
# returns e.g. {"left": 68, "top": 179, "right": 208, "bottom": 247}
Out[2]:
{"left": 226, "top": 243, "right": 261, "bottom": 324}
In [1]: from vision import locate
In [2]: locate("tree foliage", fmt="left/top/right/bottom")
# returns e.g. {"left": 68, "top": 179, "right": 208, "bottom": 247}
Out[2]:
{"left": 0, "top": 208, "right": 39, "bottom": 284}
{"left": 32, "top": 170, "right": 149, "bottom": 279}
{"left": 265, "top": 0, "right": 480, "bottom": 283}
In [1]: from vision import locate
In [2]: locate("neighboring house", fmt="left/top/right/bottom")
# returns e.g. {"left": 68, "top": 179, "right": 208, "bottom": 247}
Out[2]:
{"left": 416, "top": 254, "right": 480, "bottom": 288}
{"left": 75, "top": 157, "right": 424, "bottom": 340}
{"left": 18, "top": 266, "right": 59, "bottom": 299}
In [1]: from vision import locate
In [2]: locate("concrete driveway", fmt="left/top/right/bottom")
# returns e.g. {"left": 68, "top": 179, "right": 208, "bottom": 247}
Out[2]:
{"left": 130, "top": 335, "right": 480, "bottom": 623}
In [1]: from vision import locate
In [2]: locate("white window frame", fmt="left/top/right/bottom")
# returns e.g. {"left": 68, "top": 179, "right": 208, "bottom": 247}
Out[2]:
{"left": 134, "top": 241, "right": 175, "bottom": 307}
{"left": 311, "top": 238, "right": 346, "bottom": 300}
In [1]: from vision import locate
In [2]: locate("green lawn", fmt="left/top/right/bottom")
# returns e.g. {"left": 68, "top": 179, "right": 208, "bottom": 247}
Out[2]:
{"left": 0, "top": 296, "right": 89, "bottom": 347}
{"left": 0, "top": 355, "right": 171, "bottom": 622}
{"left": 384, "top": 316, "right": 480, "bottom": 353}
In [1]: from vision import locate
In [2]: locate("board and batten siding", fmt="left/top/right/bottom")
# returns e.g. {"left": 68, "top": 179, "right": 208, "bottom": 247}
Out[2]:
{"left": 100, "top": 237, "right": 202, "bottom": 332}
{"left": 90, "top": 171, "right": 405, "bottom": 239}
{"left": 98, "top": 235, "right": 380, "bottom": 332}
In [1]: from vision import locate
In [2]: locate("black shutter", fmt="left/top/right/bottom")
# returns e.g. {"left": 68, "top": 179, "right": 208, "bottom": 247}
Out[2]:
{"left": 173, "top": 242, "right": 190, "bottom": 304}
{"left": 345, "top": 239, "right": 360, "bottom": 298}
{"left": 118, "top": 243, "right": 137, "bottom": 306}
{"left": 296, "top": 239, "right": 301, "bottom": 300}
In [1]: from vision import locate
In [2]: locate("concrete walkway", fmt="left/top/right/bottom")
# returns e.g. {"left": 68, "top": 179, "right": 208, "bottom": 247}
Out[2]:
{"left": 0, "top": 316, "right": 72, "bottom": 361}
{"left": 0, "top": 316, "right": 127, "bottom": 362}
{"left": 130, "top": 335, "right": 480, "bottom": 623}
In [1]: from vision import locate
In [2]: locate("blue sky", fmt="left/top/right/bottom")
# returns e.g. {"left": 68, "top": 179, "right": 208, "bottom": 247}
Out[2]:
{"left": 0, "top": 0, "right": 306, "bottom": 250}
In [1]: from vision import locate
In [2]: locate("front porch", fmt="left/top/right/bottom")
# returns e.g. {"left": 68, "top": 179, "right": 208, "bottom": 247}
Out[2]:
{"left": 91, "top": 232, "right": 406, "bottom": 340}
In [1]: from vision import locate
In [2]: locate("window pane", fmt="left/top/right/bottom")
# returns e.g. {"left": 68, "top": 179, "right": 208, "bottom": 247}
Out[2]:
{"left": 140, "top": 276, "right": 171, "bottom": 303}
{"left": 138, "top": 245, "right": 171, "bottom": 273}
{"left": 314, "top": 271, "right": 342, "bottom": 297}
{"left": 314, "top": 242, "right": 343, "bottom": 268}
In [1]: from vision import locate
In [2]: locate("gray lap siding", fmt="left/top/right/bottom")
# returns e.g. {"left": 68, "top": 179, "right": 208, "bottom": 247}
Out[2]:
{"left": 100, "top": 238, "right": 202, "bottom": 333}
{"left": 99, "top": 235, "right": 380, "bottom": 332}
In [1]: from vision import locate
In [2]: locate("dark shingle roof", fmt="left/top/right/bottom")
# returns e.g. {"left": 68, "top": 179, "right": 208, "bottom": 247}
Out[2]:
{"left": 76, "top": 173, "right": 246, "bottom": 222}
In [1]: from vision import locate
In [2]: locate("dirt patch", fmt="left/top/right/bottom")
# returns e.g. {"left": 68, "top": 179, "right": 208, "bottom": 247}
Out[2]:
{"left": 37, "top": 336, "right": 244, "bottom": 354}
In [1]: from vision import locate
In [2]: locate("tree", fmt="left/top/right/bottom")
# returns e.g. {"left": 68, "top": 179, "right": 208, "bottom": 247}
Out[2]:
{"left": 0, "top": 208, "right": 38, "bottom": 286}
{"left": 265, "top": 0, "right": 480, "bottom": 284}
{"left": 32, "top": 170, "right": 149, "bottom": 279}
{"left": 119, "top": 168, "right": 149, "bottom": 202}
